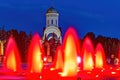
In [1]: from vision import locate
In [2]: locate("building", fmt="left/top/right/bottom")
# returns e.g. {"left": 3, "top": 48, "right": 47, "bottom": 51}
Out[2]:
{"left": 42, "top": 7, "right": 62, "bottom": 62}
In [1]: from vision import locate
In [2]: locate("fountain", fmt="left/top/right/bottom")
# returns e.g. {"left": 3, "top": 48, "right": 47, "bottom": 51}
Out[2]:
{"left": 41, "top": 28, "right": 80, "bottom": 80}
{"left": 0, "top": 27, "right": 120, "bottom": 80}
{"left": 95, "top": 43, "right": 106, "bottom": 69}
{"left": 4, "top": 36, "right": 21, "bottom": 72}
{"left": 81, "top": 37, "right": 94, "bottom": 71}
{"left": 61, "top": 27, "right": 80, "bottom": 77}
{"left": 26, "top": 34, "right": 44, "bottom": 79}
{"left": 41, "top": 46, "right": 64, "bottom": 80}
{"left": 52, "top": 46, "right": 63, "bottom": 70}
{"left": 95, "top": 44, "right": 120, "bottom": 79}
{"left": 27, "top": 34, "right": 44, "bottom": 73}
{"left": 0, "top": 36, "right": 24, "bottom": 79}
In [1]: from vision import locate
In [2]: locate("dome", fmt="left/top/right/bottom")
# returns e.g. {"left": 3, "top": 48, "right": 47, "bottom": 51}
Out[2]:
{"left": 46, "top": 7, "right": 58, "bottom": 13}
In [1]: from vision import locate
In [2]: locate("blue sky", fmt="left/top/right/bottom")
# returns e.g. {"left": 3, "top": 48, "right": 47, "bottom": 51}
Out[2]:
{"left": 0, "top": 0, "right": 120, "bottom": 39}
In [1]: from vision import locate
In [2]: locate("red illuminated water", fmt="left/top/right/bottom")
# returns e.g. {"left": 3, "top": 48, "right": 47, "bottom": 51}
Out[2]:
{"left": 52, "top": 46, "right": 63, "bottom": 70}
{"left": 95, "top": 43, "right": 106, "bottom": 69}
{"left": 0, "top": 28, "right": 120, "bottom": 80}
{"left": 81, "top": 37, "right": 94, "bottom": 71}
{"left": 3, "top": 36, "right": 21, "bottom": 72}
{"left": 61, "top": 28, "right": 80, "bottom": 77}
{"left": 27, "top": 34, "right": 44, "bottom": 73}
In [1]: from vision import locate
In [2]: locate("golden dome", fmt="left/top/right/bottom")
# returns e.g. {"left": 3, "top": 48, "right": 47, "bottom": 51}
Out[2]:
{"left": 46, "top": 7, "right": 58, "bottom": 13}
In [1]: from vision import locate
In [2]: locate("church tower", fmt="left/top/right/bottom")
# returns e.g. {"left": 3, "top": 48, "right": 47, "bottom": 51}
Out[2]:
{"left": 43, "top": 7, "right": 62, "bottom": 43}
{"left": 43, "top": 7, "right": 62, "bottom": 62}
{"left": 46, "top": 7, "right": 58, "bottom": 27}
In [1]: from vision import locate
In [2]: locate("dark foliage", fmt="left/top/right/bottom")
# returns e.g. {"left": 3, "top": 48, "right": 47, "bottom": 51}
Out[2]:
{"left": 0, "top": 26, "right": 32, "bottom": 63}
{"left": 83, "top": 32, "right": 120, "bottom": 59}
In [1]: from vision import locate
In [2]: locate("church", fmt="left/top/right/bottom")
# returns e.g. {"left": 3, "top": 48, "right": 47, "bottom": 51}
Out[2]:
{"left": 42, "top": 7, "right": 62, "bottom": 62}
{"left": 0, "top": 6, "right": 62, "bottom": 63}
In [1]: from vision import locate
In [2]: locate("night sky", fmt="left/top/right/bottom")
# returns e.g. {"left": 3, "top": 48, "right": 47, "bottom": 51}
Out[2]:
{"left": 0, "top": 0, "right": 120, "bottom": 39}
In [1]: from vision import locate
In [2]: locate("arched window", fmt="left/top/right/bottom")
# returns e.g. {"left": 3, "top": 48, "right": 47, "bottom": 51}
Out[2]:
{"left": 51, "top": 19, "right": 53, "bottom": 24}
{"left": 56, "top": 20, "right": 57, "bottom": 25}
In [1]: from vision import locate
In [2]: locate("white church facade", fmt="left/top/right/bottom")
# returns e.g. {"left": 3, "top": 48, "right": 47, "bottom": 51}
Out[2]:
{"left": 42, "top": 7, "right": 62, "bottom": 62}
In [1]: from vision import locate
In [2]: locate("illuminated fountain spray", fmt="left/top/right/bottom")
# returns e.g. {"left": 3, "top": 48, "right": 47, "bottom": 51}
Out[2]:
{"left": 4, "top": 36, "right": 21, "bottom": 72}
{"left": 27, "top": 34, "right": 44, "bottom": 73}
{"left": 2, "top": 28, "right": 120, "bottom": 80}
{"left": 62, "top": 28, "right": 80, "bottom": 77}
{"left": 95, "top": 43, "right": 106, "bottom": 69}
{"left": 52, "top": 46, "right": 63, "bottom": 70}
{"left": 82, "top": 37, "right": 94, "bottom": 71}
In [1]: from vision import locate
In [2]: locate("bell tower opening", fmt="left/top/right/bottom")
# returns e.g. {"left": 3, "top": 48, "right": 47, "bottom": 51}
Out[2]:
{"left": 46, "top": 7, "right": 59, "bottom": 27}
{"left": 42, "top": 6, "right": 62, "bottom": 63}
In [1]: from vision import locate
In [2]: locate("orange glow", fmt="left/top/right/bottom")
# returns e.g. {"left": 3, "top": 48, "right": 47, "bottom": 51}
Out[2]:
{"left": 84, "top": 50, "right": 94, "bottom": 70}
{"left": 62, "top": 28, "right": 80, "bottom": 76}
{"left": 6, "top": 51, "right": 16, "bottom": 71}
{"left": 82, "top": 37, "right": 94, "bottom": 71}
{"left": 4, "top": 36, "right": 21, "bottom": 72}
{"left": 28, "top": 34, "right": 44, "bottom": 73}
{"left": 53, "top": 46, "right": 63, "bottom": 70}
{"left": 95, "top": 51, "right": 103, "bottom": 68}
{"left": 95, "top": 43, "right": 106, "bottom": 69}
